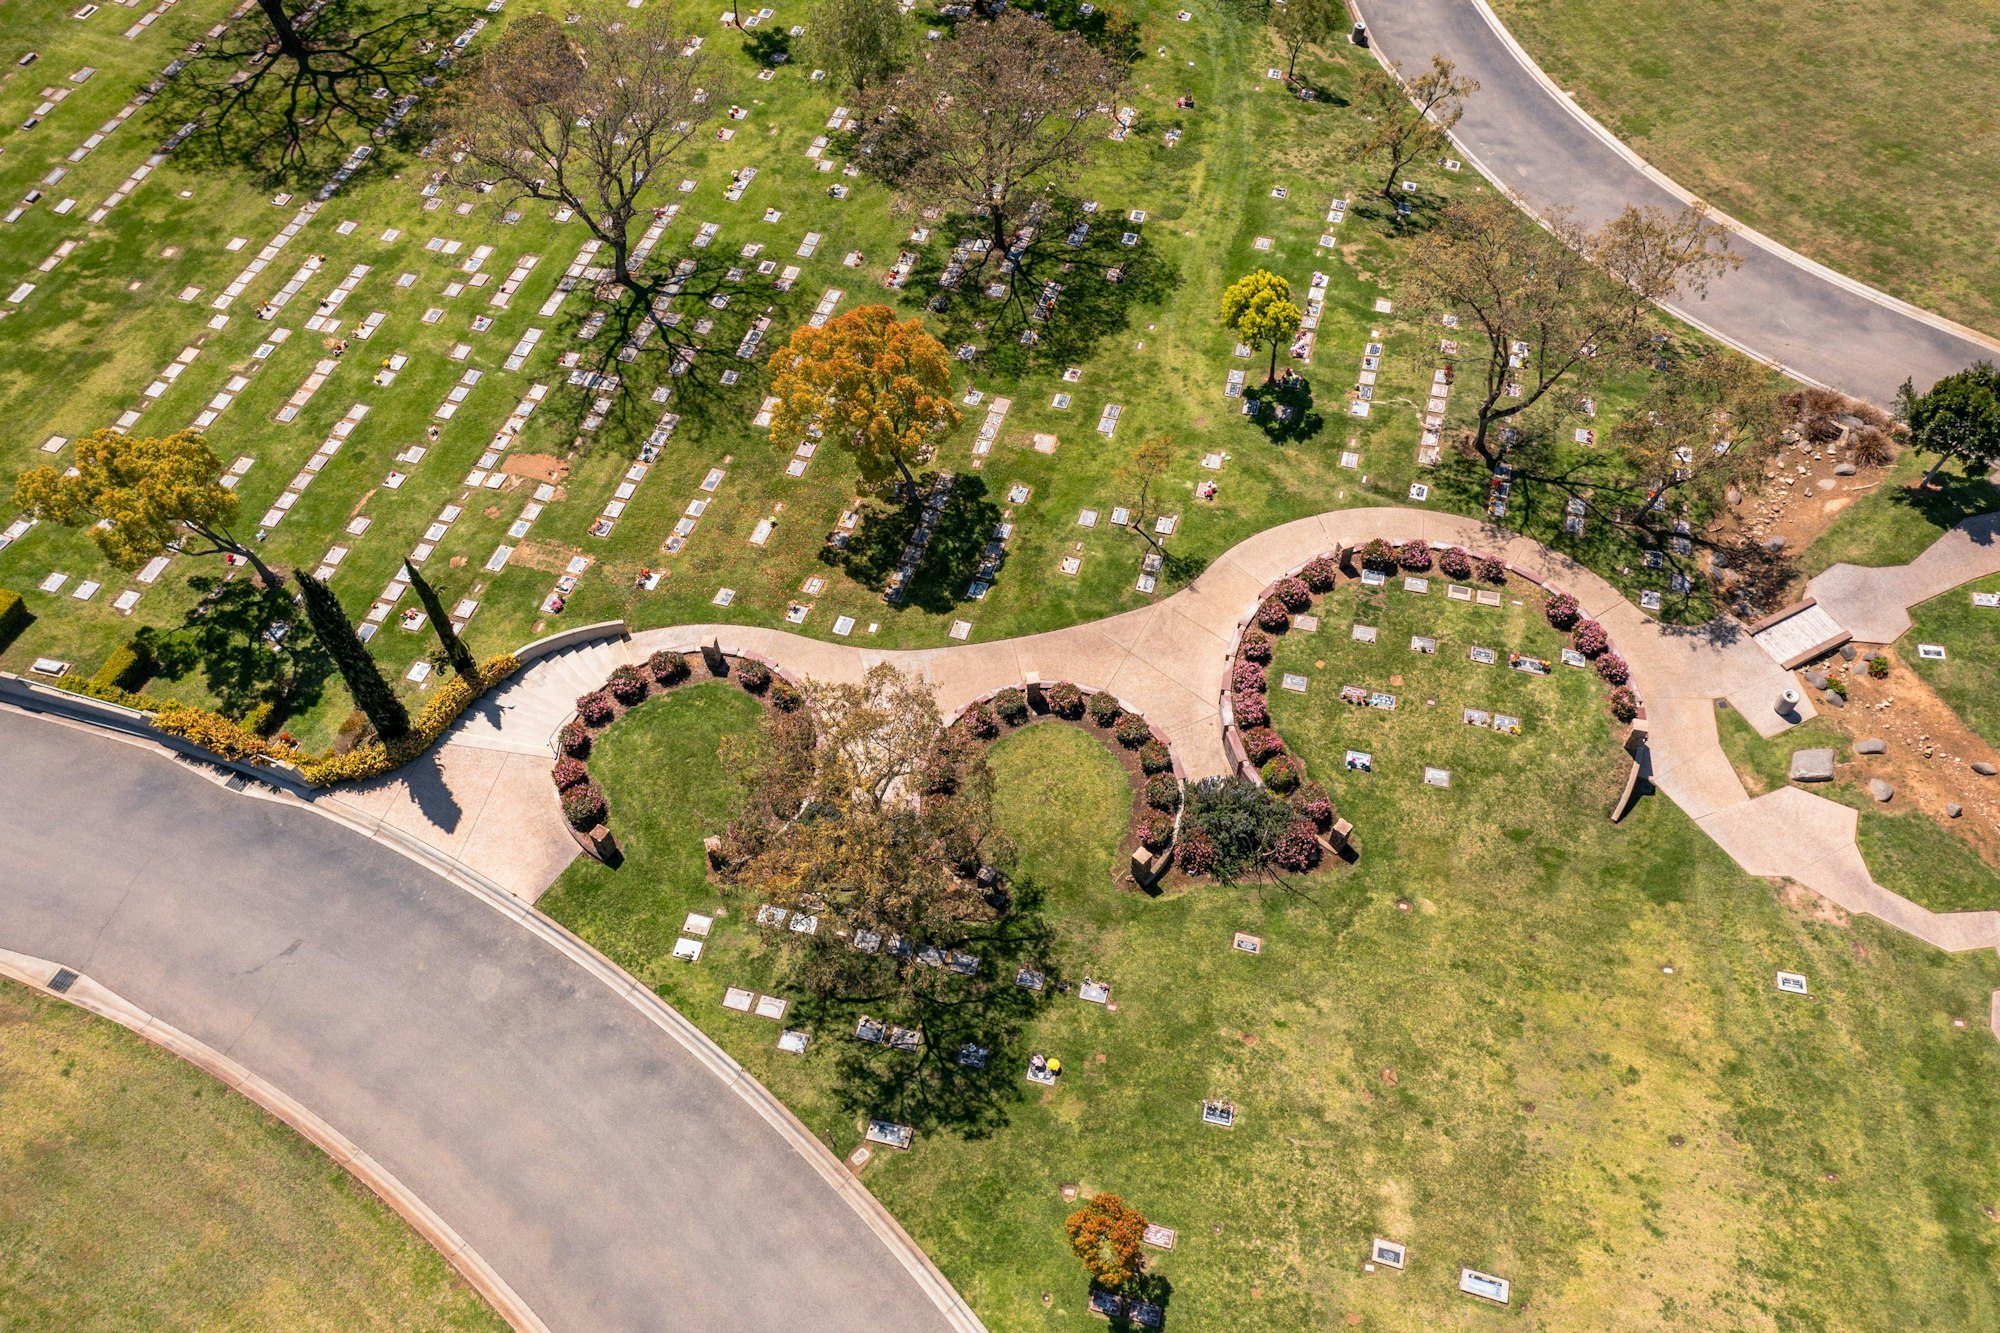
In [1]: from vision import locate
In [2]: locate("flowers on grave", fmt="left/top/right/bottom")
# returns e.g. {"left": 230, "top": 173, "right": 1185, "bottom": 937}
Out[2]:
{"left": 1261, "top": 756, "right": 1299, "bottom": 793}
{"left": 993, "top": 687, "right": 1029, "bottom": 724}
{"left": 1438, "top": 546, "right": 1473, "bottom": 579}
{"left": 1594, "top": 652, "right": 1630, "bottom": 685}
{"left": 559, "top": 720, "right": 591, "bottom": 758}
{"left": 648, "top": 649, "right": 690, "bottom": 685}
{"left": 1232, "top": 690, "right": 1269, "bottom": 728}
{"left": 1300, "top": 555, "right": 1339, "bottom": 592}
{"left": 1136, "top": 812, "right": 1174, "bottom": 852}
{"left": 964, "top": 704, "right": 1001, "bottom": 739}
{"left": 1255, "top": 597, "right": 1291, "bottom": 632}
{"left": 1478, "top": 555, "right": 1508, "bottom": 583}
{"left": 1609, "top": 686, "right": 1639, "bottom": 723}
{"left": 1273, "top": 576, "right": 1313, "bottom": 612}
{"left": 1359, "top": 538, "right": 1397, "bottom": 571}
{"left": 1271, "top": 819, "right": 1321, "bottom": 872}
{"left": 575, "top": 690, "right": 614, "bottom": 727}
{"left": 1115, "top": 714, "right": 1153, "bottom": 748}
{"left": 1144, "top": 773, "right": 1183, "bottom": 813}
{"left": 770, "top": 681, "right": 803, "bottom": 712}
{"left": 1571, "top": 619, "right": 1609, "bottom": 656}
{"left": 1232, "top": 660, "right": 1267, "bottom": 694}
{"left": 561, "top": 781, "right": 608, "bottom": 830}
{"left": 1088, "top": 690, "right": 1123, "bottom": 727}
{"left": 608, "top": 665, "right": 649, "bottom": 705}
{"left": 552, "top": 756, "right": 591, "bottom": 790}
{"left": 1238, "top": 629, "right": 1274, "bottom": 664}
{"left": 1395, "top": 539, "right": 1433, "bottom": 572}
{"left": 1175, "top": 826, "right": 1221, "bottom": 876}
{"left": 1289, "top": 780, "right": 1334, "bottom": 829}
{"left": 1241, "top": 726, "right": 1285, "bottom": 764}
{"left": 1545, "top": 591, "right": 1580, "bottom": 630}
{"left": 737, "top": 659, "right": 773, "bottom": 694}
{"left": 1048, "top": 682, "right": 1085, "bottom": 719}
{"left": 1138, "top": 740, "right": 1173, "bottom": 774}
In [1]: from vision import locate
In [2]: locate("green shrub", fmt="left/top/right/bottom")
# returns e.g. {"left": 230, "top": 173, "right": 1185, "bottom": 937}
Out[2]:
{"left": 152, "top": 702, "right": 277, "bottom": 763}
{"left": 92, "top": 640, "right": 155, "bottom": 692}
{"left": 0, "top": 588, "right": 28, "bottom": 649}
{"left": 297, "top": 654, "right": 520, "bottom": 785}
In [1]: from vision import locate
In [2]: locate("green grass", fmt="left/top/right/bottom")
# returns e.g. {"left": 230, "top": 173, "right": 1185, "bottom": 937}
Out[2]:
{"left": 0, "top": 980, "right": 502, "bottom": 1331}
{"left": 1714, "top": 707, "right": 1998, "bottom": 914}
{"left": 1906, "top": 572, "right": 2000, "bottom": 747}
{"left": 2, "top": 0, "right": 1718, "bottom": 750}
{"left": 547, "top": 613, "right": 2000, "bottom": 1329}
{"left": 1795, "top": 453, "right": 2000, "bottom": 579}
{"left": 1491, "top": 0, "right": 2000, "bottom": 335}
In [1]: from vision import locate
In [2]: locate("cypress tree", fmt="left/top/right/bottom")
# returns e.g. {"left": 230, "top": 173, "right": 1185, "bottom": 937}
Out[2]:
{"left": 294, "top": 570, "right": 410, "bottom": 742}
{"left": 404, "top": 559, "right": 478, "bottom": 679}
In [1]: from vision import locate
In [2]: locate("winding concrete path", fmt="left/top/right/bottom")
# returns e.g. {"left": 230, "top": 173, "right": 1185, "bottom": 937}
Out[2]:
{"left": 0, "top": 710, "right": 979, "bottom": 1333}
{"left": 1351, "top": 0, "right": 2000, "bottom": 402}
{"left": 343, "top": 507, "right": 2000, "bottom": 957}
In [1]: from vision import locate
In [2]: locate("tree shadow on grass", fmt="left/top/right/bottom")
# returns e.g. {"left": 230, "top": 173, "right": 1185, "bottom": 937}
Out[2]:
{"left": 138, "top": 575, "right": 335, "bottom": 725}
{"left": 792, "top": 882, "right": 1060, "bottom": 1139}
{"left": 1891, "top": 470, "right": 2000, "bottom": 538}
{"left": 820, "top": 472, "right": 1004, "bottom": 614}
{"left": 1243, "top": 376, "right": 1327, "bottom": 445}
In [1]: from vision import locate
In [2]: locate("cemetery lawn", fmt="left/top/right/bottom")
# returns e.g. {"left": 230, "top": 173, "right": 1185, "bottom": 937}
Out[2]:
{"left": 1714, "top": 708, "right": 1998, "bottom": 915}
{"left": 0, "top": 980, "right": 503, "bottom": 1331}
{"left": 5, "top": 0, "right": 1698, "bottom": 751}
{"left": 1906, "top": 572, "right": 2000, "bottom": 748}
{"left": 547, "top": 635, "right": 2000, "bottom": 1329}
{"left": 1490, "top": 0, "right": 2000, "bottom": 334}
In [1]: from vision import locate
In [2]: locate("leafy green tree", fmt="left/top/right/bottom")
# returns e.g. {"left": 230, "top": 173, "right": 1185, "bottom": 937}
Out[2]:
{"left": 1121, "top": 433, "right": 1178, "bottom": 550}
{"left": 801, "top": 0, "right": 910, "bottom": 96}
{"left": 294, "top": 570, "right": 410, "bottom": 742}
{"left": 403, "top": 559, "right": 478, "bottom": 679}
{"left": 1221, "top": 270, "right": 1302, "bottom": 386}
{"left": 12, "top": 429, "right": 282, "bottom": 588}
{"left": 1897, "top": 361, "right": 2000, "bottom": 488}
{"left": 1271, "top": 0, "right": 1339, "bottom": 82}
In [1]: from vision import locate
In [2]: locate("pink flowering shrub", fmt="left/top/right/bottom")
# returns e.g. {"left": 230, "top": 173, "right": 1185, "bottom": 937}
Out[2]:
{"left": 1545, "top": 592, "right": 1580, "bottom": 629}
{"left": 552, "top": 757, "right": 591, "bottom": 790}
{"left": 1271, "top": 820, "right": 1321, "bottom": 872}
{"left": 1232, "top": 660, "right": 1268, "bottom": 694}
{"left": 1232, "top": 691, "right": 1269, "bottom": 728}
{"left": 1138, "top": 741, "right": 1173, "bottom": 774}
{"left": 1242, "top": 726, "right": 1285, "bottom": 764}
{"left": 1572, "top": 619, "right": 1609, "bottom": 657}
{"left": 1438, "top": 546, "right": 1473, "bottom": 579}
{"left": 1359, "top": 538, "right": 1397, "bottom": 571}
{"left": 1396, "top": 539, "right": 1433, "bottom": 572}
{"left": 1136, "top": 813, "right": 1174, "bottom": 852}
{"left": 1255, "top": 597, "right": 1291, "bottom": 632}
{"left": 1478, "top": 555, "right": 1508, "bottom": 583}
{"left": 1238, "top": 629, "right": 1274, "bottom": 664}
{"left": 1176, "top": 828, "right": 1220, "bottom": 876}
{"left": 1289, "top": 780, "right": 1334, "bottom": 829}
{"left": 1609, "top": 686, "right": 1639, "bottom": 722}
{"left": 1301, "top": 556, "right": 1339, "bottom": 592}
{"left": 1595, "top": 652, "right": 1630, "bottom": 686}
{"left": 575, "top": 691, "right": 614, "bottom": 727}
{"left": 1273, "top": 576, "right": 1313, "bottom": 612}
{"left": 1048, "top": 682, "right": 1085, "bottom": 718}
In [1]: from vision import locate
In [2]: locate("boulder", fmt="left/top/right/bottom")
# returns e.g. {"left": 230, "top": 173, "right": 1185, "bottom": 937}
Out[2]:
{"left": 1822, "top": 689, "right": 1846, "bottom": 709}
{"left": 1789, "top": 748, "right": 1837, "bottom": 783}
{"left": 1855, "top": 737, "right": 1887, "bottom": 755}
{"left": 1947, "top": 803, "right": 1964, "bottom": 819}
{"left": 1764, "top": 536, "right": 1788, "bottom": 552}
{"left": 1802, "top": 669, "right": 1830, "bottom": 690}
{"left": 1868, "top": 778, "right": 1894, "bottom": 803}
{"left": 1839, "top": 643, "right": 1857, "bottom": 661}
{"left": 1974, "top": 761, "right": 1998, "bottom": 777}
{"left": 1834, "top": 463, "right": 1858, "bottom": 477}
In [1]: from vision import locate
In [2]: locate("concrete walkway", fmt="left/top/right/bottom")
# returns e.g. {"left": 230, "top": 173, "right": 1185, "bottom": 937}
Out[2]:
{"left": 1807, "top": 510, "right": 2000, "bottom": 643}
{"left": 385, "top": 507, "right": 2000, "bottom": 957}
{"left": 1351, "top": 0, "right": 2000, "bottom": 402}
{"left": 0, "top": 710, "right": 978, "bottom": 1333}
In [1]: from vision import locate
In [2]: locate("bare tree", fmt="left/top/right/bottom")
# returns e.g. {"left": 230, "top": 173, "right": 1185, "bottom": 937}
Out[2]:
{"left": 863, "top": 11, "right": 1124, "bottom": 256}
{"left": 165, "top": 0, "right": 472, "bottom": 181}
{"left": 1350, "top": 55, "right": 1477, "bottom": 202}
{"left": 437, "top": 4, "right": 719, "bottom": 341}
{"left": 1601, "top": 345, "right": 1781, "bottom": 523}
{"left": 1405, "top": 195, "right": 1739, "bottom": 466}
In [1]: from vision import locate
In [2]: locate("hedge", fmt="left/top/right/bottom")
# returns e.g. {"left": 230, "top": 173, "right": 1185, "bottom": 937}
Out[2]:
{"left": 152, "top": 701, "right": 277, "bottom": 763}
{"left": 0, "top": 588, "right": 28, "bottom": 648}
{"left": 92, "top": 639, "right": 154, "bottom": 693}
{"left": 297, "top": 654, "right": 520, "bottom": 785}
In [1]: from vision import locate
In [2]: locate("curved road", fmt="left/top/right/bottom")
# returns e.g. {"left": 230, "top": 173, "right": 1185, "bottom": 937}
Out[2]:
{"left": 1354, "top": 0, "right": 2000, "bottom": 402}
{"left": 0, "top": 711, "right": 969, "bottom": 1333}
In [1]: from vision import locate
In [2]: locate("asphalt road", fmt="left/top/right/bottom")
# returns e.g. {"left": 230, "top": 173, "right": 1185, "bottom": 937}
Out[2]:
{"left": 0, "top": 710, "right": 960, "bottom": 1333}
{"left": 1355, "top": 0, "right": 2000, "bottom": 402}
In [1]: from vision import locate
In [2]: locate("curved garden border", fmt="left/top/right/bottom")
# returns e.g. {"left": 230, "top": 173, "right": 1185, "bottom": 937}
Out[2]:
{"left": 1218, "top": 537, "right": 1647, "bottom": 841}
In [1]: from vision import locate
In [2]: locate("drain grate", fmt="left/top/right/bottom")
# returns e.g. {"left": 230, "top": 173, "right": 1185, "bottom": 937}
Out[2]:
{"left": 47, "top": 968, "right": 78, "bottom": 994}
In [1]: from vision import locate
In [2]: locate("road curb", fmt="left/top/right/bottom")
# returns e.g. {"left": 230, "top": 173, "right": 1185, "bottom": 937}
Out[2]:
{"left": 0, "top": 948, "right": 550, "bottom": 1333}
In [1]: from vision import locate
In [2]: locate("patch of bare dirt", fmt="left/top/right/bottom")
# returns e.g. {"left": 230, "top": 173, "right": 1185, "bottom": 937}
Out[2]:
{"left": 508, "top": 541, "right": 588, "bottom": 575}
{"left": 501, "top": 453, "right": 569, "bottom": 484}
{"left": 1780, "top": 880, "right": 1850, "bottom": 928}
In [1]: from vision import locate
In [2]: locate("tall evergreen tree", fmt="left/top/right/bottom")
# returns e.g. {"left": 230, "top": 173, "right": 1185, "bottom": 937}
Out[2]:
{"left": 403, "top": 559, "right": 478, "bottom": 679}
{"left": 294, "top": 570, "right": 410, "bottom": 742}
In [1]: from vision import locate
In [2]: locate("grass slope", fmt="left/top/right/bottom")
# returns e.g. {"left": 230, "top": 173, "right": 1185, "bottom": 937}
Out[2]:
{"left": 1907, "top": 572, "right": 2000, "bottom": 748}
{"left": 0, "top": 980, "right": 502, "bottom": 1331}
{"left": 1492, "top": 0, "right": 2000, "bottom": 335}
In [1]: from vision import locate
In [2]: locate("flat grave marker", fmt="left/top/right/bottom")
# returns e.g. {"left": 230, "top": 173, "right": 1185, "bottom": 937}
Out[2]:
{"left": 1776, "top": 970, "right": 1809, "bottom": 996}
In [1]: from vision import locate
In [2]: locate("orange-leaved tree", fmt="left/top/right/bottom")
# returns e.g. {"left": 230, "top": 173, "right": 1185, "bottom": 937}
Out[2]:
{"left": 766, "top": 304, "right": 961, "bottom": 498}
{"left": 1065, "top": 1192, "right": 1149, "bottom": 1292}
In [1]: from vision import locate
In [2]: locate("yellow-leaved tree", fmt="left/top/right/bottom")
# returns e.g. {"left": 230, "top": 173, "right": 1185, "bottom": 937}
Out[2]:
{"left": 1220, "top": 269, "right": 1303, "bottom": 386}
{"left": 766, "top": 305, "right": 962, "bottom": 498}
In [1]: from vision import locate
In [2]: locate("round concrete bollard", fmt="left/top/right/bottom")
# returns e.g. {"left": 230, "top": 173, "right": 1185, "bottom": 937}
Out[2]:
{"left": 1777, "top": 688, "right": 1800, "bottom": 715}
